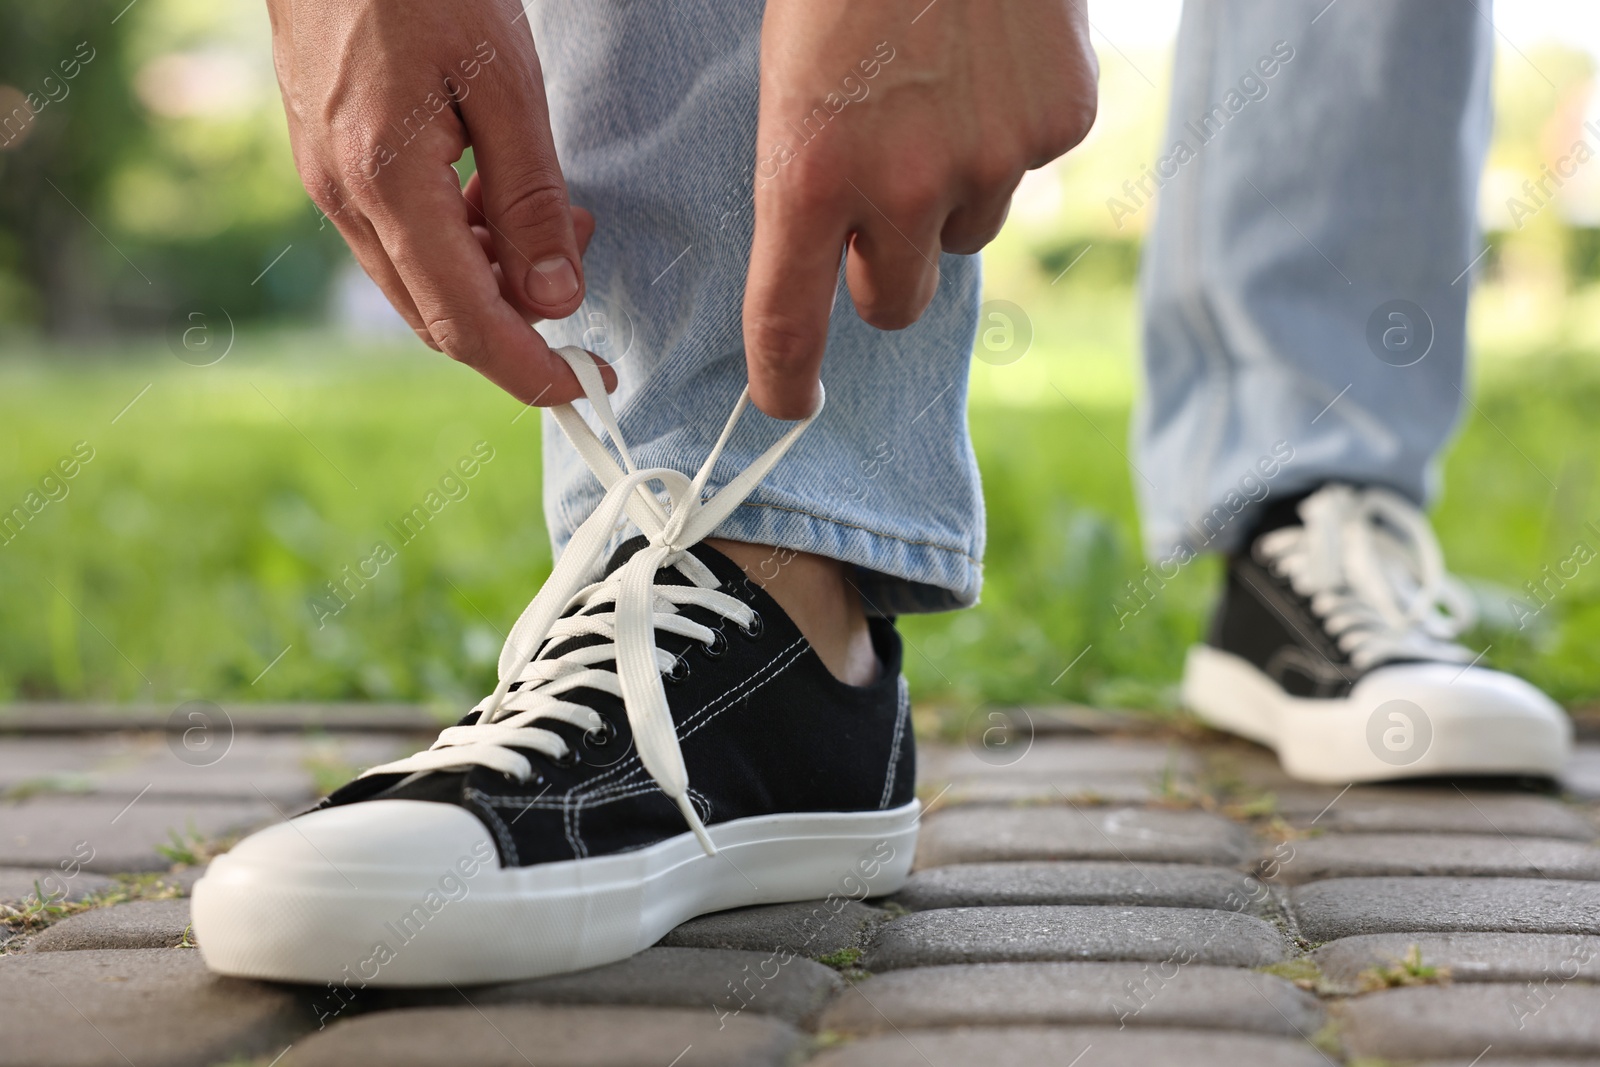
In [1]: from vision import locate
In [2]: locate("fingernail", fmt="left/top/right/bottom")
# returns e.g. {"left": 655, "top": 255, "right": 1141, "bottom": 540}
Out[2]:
{"left": 529, "top": 256, "right": 578, "bottom": 307}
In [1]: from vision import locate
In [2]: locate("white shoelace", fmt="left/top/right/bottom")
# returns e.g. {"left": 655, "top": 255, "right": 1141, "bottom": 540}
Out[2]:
{"left": 362, "top": 346, "right": 822, "bottom": 855}
{"left": 1256, "top": 484, "right": 1476, "bottom": 672}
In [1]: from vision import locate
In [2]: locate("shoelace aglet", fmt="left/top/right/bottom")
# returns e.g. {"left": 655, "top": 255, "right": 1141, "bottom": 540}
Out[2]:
{"left": 676, "top": 794, "right": 718, "bottom": 856}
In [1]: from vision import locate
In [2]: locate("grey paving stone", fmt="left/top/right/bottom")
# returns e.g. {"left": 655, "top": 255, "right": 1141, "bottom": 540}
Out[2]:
{"left": 819, "top": 962, "right": 1322, "bottom": 1036}
{"left": 1200, "top": 742, "right": 1314, "bottom": 792}
{"left": 1562, "top": 743, "right": 1600, "bottom": 800}
{"left": 1017, "top": 705, "right": 1174, "bottom": 736}
{"left": 1263, "top": 834, "right": 1600, "bottom": 884}
{"left": 864, "top": 905, "right": 1286, "bottom": 971}
{"left": 1336, "top": 982, "right": 1600, "bottom": 1060}
{"left": 0, "top": 948, "right": 303, "bottom": 1067}
{"left": 1291, "top": 877, "right": 1600, "bottom": 942}
{"left": 166, "top": 862, "right": 209, "bottom": 895}
{"left": 1419, "top": 1060, "right": 1600, "bottom": 1067}
{"left": 1313, "top": 932, "right": 1600, "bottom": 990}
{"left": 920, "top": 738, "right": 1195, "bottom": 781}
{"left": 915, "top": 806, "right": 1253, "bottom": 868}
{"left": 807, "top": 1026, "right": 1330, "bottom": 1067}
{"left": 0, "top": 737, "right": 118, "bottom": 790}
{"left": 0, "top": 702, "right": 444, "bottom": 733}
{"left": 658, "top": 899, "right": 888, "bottom": 958}
{"left": 371, "top": 947, "right": 841, "bottom": 1026}
{"left": 1273, "top": 788, "right": 1596, "bottom": 840}
{"left": 892, "top": 861, "right": 1268, "bottom": 913}
{"left": 0, "top": 732, "right": 413, "bottom": 804}
{"left": 26, "top": 899, "right": 192, "bottom": 952}
{"left": 919, "top": 738, "right": 1196, "bottom": 804}
{"left": 0, "top": 794, "right": 277, "bottom": 872}
{"left": 933, "top": 776, "right": 1163, "bottom": 805}
{"left": 0, "top": 865, "right": 115, "bottom": 905}
{"left": 284, "top": 1004, "right": 800, "bottom": 1067}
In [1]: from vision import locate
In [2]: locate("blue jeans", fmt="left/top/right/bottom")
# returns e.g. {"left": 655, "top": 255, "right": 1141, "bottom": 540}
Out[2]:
{"left": 532, "top": 0, "right": 984, "bottom": 617}
{"left": 533, "top": 0, "right": 1486, "bottom": 611}
{"left": 1136, "top": 0, "right": 1491, "bottom": 559}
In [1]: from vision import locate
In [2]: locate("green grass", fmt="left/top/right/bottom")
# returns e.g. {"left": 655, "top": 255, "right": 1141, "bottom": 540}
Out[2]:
{"left": 2, "top": 287, "right": 1599, "bottom": 713}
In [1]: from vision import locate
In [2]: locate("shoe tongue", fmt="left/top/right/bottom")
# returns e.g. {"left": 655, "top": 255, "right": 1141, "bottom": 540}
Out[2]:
{"left": 1249, "top": 487, "right": 1321, "bottom": 541}
{"left": 530, "top": 534, "right": 744, "bottom": 670}
{"left": 599, "top": 534, "right": 695, "bottom": 588}
{"left": 602, "top": 534, "right": 655, "bottom": 575}
{"left": 600, "top": 534, "right": 747, "bottom": 589}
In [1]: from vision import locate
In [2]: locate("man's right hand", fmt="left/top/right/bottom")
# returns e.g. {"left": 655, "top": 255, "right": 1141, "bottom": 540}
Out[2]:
{"left": 266, "top": 0, "right": 612, "bottom": 404}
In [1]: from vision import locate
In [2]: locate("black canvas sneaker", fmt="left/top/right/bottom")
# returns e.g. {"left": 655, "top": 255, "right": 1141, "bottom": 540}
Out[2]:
{"left": 1182, "top": 483, "right": 1570, "bottom": 782}
{"left": 193, "top": 348, "right": 918, "bottom": 986}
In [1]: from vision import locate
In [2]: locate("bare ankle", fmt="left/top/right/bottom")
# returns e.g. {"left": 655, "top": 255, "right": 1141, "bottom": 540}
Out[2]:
{"left": 706, "top": 539, "right": 879, "bottom": 686}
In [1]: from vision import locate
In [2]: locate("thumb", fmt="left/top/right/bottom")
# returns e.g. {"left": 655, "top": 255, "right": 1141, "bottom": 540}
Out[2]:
{"left": 458, "top": 39, "right": 584, "bottom": 320}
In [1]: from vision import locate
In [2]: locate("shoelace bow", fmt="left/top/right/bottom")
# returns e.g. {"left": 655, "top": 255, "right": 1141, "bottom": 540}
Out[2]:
{"left": 1256, "top": 484, "right": 1476, "bottom": 672}
{"left": 362, "top": 346, "right": 822, "bottom": 855}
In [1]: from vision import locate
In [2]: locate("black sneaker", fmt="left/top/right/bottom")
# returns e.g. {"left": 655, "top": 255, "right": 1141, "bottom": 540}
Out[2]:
{"left": 1182, "top": 482, "right": 1569, "bottom": 782}
{"left": 193, "top": 348, "right": 919, "bottom": 986}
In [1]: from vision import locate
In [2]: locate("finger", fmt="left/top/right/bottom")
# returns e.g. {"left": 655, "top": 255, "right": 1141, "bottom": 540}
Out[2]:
{"left": 571, "top": 205, "right": 596, "bottom": 256}
{"left": 464, "top": 173, "right": 594, "bottom": 265}
{"left": 322, "top": 191, "right": 440, "bottom": 349}
{"left": 459, "top": 44, "right": 585, "bottom": 321}
{"left": 745, "top": 184, "right": 849, "bottom": 420}
{"left": 471, "top": 218, "right": 596, "bottom": 314}
{"left": 843, "top": 219, "right": 943, "bottom": 331}
{"left": 941, "top": 192, "right": 1013, "bottom": 256}
{"left": 471, "top": 210, "right": 595, "bottom": 319}
{"left": 359, "top": 137, "right": 613, "bottom": 404}
{"left": 471, "top": 223, "right": 522, "bottom": 311}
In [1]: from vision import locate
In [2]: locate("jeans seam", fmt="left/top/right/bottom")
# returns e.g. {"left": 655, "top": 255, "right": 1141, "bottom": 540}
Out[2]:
{"left": 733, "top": 500, "right": 981, "bottom": 565}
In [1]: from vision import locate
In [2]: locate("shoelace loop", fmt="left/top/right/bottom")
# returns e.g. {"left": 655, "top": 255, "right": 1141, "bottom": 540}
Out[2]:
{"left": 362, "top": 346, "right": 822, "bottom": 856}
{"left": 1257, "top": 484, "right": 1476, "bottom": 671}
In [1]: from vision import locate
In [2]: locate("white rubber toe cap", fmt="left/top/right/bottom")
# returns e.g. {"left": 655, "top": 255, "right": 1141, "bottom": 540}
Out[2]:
{"left": 1350, "top": 662, "right": 1572, "bottom": 776}
{"left": 216, "top": 799, "right": 498, "bottom": 883}
{"left": 1184, "top": 644, "right": 1573, "bottom": 783}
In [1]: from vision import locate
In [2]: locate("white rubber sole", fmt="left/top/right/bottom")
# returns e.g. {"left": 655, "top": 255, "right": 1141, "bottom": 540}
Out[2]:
{"left": 193, "top": 799, "right": 919, "bottom": 986}
{"left": 1181, "top": 645, "right": 1572, "bottom": 783}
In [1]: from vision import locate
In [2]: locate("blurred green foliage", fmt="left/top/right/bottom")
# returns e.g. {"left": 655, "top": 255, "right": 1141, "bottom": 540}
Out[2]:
{"left": 4, "top": 14, "right": 1600, "bottom": 715}
{"left": 3, "top": 289, "right": 1600, "bottom": 715}
{"left": 0, "top": 0, "right": 338, "bottom": 334}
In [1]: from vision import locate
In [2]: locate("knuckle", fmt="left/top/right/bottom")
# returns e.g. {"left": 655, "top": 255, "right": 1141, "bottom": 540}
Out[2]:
{"left": 746, "top": 311, "right": 819, "bottom": 367}
{"left": 426, "top": 315, "right": 487, "bottom": 369}
{"left": 968, "top": 153, "right": 1022, "bottom": 197}
{"left": 943, "top": 201, "right": 1010, "bottom": 256}
{"left": 495, "top": 170, "right": 570, "bottom": 233}
{"left": 300, "top": 168, "right": 346, "bottom": 215}
{"left": 334, "top": 150, "right": 381, "bottom": 204}
{"left": 884, "top": 181, "right": 942, "bottom": 223}
{"left": 941, "top": 230, "right": 987, "bottom": 257}
{"left": 780, "top": 164, "right": 844, "bottom": 217}
{"left": 1042, "top": 96, "right": 1098, "bottom": 158}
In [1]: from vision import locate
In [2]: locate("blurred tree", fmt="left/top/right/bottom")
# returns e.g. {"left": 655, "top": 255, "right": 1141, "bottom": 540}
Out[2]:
{"left": 0, "top": 0, "right": 147, "bottom": 333}
{"left": 0, "top": 0, "right": 342, "bottom": 338}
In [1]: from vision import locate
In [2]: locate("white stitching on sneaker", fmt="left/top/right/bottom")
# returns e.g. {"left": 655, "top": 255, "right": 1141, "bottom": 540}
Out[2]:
{"left": 482, "top": 635, "right": 809, "bottom": 813}
{"left": 464, "top": 788, "right": 520, "bottom": 867}
{"left": 476, "top": 636, "right": 809, "bottom": 859}
{"left": 362, "top": 347, "right": 823, "bottom": 857}
{"left": 528, "top": 637, "right": 810, "bottom": 813}
{"left": 880, "top": 676, "right": 910, "bottom": 809}
{"left": 563, "top": 638, "right": 811, "bottom": 851}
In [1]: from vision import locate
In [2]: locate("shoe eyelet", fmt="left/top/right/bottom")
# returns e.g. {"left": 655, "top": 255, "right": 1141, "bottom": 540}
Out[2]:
{"left": 584, "top": 715, "right": 615, "bottom": 747}
{"left": 702, "top": 630, "right": 728, "bottom": 659}
{"left": 552, "top": 747, "right": 580, "bottom": 768}
{"left": 665, "top": 656, "right": 691, "bottom": 684}
{"left": 741, "top": 612, "right": 764, "bottom": 639}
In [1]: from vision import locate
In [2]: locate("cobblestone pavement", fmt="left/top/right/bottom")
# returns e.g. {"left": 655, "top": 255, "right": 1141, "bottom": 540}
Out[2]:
{"left": 4, "top": 704, "right": 1600, "bottom": 1066}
